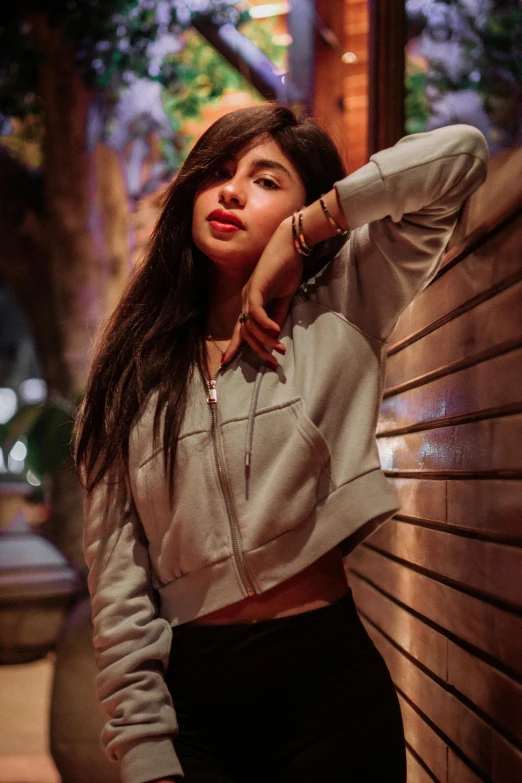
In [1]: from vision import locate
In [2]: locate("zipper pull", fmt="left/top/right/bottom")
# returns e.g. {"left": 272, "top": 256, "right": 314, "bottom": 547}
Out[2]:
{"left": 207, "top": 379, "right": 218, "bottom": 404}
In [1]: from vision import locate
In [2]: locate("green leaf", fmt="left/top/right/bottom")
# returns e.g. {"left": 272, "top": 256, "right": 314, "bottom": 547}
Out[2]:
{"left": 0, "top": 399, "right": 76, "bottom": 478}
{"left": 26, "top": 405, "right": 75, "bottom": 478}
{"left": 0, "top": 404, "right": 43, "bottom": 452}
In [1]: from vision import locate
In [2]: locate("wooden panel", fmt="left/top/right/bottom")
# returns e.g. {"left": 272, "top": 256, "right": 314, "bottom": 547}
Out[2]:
{"left": 453, "top": 146, "right": 522, "bottom": 244}
{"left": 351, "top": 573, "right": 522, "bottom": 744}
{"left": 399, "top": 696, "right": 447, "bottom": 782}
{"left": 378, "top": 413, "right": 522, "bottom": 474}
{"left": 447, "top": 640, "right": 522, "bottom": 744}
{"left": 341, "top": 19, "right": 522, "bottom": 781}
{"left": 388, "top": 477, "right": 446, "bottom": 523}
{"left": 388, "top": 209, "right": 522, "bottom": 348}
{"left": 351, "top": 573, "right": 447, "bottom": 680}
{"left": 447, "top": 752, "right": 484, "bottom": 783}
{"left": 388, "top": 477, "right": 522, "bottom": 541}
{"left": 446, "top": 480, "right": 522, "bottom": 540}
{"left": 489, "top": 740, "right": 522, "bottom": 783}
{"left": 448, "top": 744, "right": 522, "bottom": 783}
{"left": 379, "top": 346, "right": 522, "bottom": 434}
{"left": 363, "top": 620, "right": 522, "bottom": 782}
{"left": 385, "top": 279, "right": 522, "bottom": 392}
{"left": 367, "top": 518, "right": 522, "bottom": 608}
{"left": 348, "top": 546, "right": 522, "bottom": 673}
{"left": 406, "top": 749, "right": 436, "bottom": 783}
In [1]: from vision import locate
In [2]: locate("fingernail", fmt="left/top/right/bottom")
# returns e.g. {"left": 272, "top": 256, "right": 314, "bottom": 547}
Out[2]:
{"left": 274, "top": 345, "right": 286, "bottom": 355}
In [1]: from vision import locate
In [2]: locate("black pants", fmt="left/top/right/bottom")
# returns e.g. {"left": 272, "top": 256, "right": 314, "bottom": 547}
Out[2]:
{"left": 166, "top": 588, "right": 406, "bottom": 782}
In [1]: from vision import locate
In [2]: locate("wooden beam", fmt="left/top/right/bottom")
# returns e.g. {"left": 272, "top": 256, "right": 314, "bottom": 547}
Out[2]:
{"left": 368, "top": 0, "right": 406, "bottom": 153}
{"left": 193, "top": 20, "right": 303, "bottom": 103}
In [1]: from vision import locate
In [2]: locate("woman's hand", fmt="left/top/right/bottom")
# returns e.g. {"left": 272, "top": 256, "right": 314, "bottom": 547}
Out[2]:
{"left": 221, "top": 188, "right": 348, "bottom": 368}
{"left": 222, "top": 216, "right": 302, "bottom": 369}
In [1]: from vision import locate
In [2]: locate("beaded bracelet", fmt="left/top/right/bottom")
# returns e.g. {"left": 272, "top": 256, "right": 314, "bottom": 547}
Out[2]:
{"left": 292, "top": 209, "right": 313, "bottom": 256}
{"left": 320, "top": 195, "right": 348, "bottom": 236}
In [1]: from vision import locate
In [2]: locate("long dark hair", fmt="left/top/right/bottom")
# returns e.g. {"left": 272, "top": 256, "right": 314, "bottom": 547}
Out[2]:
{"left": 74, "top": 104, "right": 347, "bottom": 497}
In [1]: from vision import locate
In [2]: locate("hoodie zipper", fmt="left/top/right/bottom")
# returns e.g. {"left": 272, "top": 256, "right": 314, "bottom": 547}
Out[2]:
{"left": 206, "top": 372, "right": 256, "bottom": 598}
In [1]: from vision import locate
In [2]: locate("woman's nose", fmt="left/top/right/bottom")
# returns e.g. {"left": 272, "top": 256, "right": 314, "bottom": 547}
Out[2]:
{"left": 219, "top": 178, "right": 245, "bottom": 206}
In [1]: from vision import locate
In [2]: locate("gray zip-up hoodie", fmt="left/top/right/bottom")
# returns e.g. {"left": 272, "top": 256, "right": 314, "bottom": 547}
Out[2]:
{"left": 84, "top": 124, "right": 488, "bottom": 783}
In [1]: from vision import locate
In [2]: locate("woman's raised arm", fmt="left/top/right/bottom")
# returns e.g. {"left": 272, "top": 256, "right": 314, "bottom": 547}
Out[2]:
{"left": 224, "top": 124, "right": 488, "bottom": 363}
{"left": 311, "top": 123, "right": 489, "bottom": 340}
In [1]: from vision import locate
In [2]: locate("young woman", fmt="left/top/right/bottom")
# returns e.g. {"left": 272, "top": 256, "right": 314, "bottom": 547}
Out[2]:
{"left": 75, "top": 104, "right": 488, "bottom": 783}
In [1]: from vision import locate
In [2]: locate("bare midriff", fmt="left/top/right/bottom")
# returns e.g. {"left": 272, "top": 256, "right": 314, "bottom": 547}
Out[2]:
{"left": 192, "top": 546, "right": 349, "bottom": 625}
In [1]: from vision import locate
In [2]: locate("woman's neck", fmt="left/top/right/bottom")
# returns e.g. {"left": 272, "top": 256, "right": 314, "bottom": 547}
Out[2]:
{"left": 206, "top": 265, "right": 251, "bottom": 340}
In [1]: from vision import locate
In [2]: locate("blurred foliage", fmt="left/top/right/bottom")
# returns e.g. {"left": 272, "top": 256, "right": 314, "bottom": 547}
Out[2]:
{"left": 0, "top": 115, "right": 44, "bottom": 169}
{"left": 405, "top": 0, "right": 522, "bottom": 148}
{"left": 0, "top": 2, "right": 246, "bottom": 116}
{"left": 405, "top": 56, "right": 429, "bottom": 135}
{"left": 161, "top": 19, "right": 286, "bottom": 164}
{"left": 0, "top": 398, "right": 75, "bottom": 478}
{"left": 0, "top": 2, "right": 289, "bottom": 171}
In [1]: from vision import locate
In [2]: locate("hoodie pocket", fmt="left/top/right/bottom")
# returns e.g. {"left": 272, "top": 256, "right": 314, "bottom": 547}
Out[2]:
{"left": 137, "top": 429, "right": 235, "bottom": 583}
{"left": 221, "top": 397, "right": 332, "bottom": 551}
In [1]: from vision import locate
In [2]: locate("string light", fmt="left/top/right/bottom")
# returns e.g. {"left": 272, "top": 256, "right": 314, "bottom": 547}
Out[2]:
{"left": 249, "top": 3, "right": 290, "bottom": 19}
{"left": 27, "top": 470, "right": 41, "bottom": 487}
{"left": 342, "top": 51, "right": 358, "bottom": 64}
{"left": 10, "top": 440, "right": 27, "bottom": 462}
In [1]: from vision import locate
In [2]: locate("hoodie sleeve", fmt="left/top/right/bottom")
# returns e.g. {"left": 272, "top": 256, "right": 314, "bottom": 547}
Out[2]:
{"left": 306, "top": 124, "right": 489, "bottom": 341}
{"left": 83, "top": 464, "right": 183, "bottom": 783}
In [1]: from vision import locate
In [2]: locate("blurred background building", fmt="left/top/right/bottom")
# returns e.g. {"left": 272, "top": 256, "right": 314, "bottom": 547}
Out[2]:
{"left": 0, "top": 1, "right": 521, "bottom": 781}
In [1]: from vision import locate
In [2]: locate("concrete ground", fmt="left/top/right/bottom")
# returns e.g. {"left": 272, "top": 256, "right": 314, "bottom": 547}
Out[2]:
{"left": 0, "top": 656, "right": 60, "bottom": 783}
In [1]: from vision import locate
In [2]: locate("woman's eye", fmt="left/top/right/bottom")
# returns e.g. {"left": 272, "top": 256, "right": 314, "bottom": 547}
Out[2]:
{"left": 213, "top": 168, "right": 231, "bottom": 180}
{"left": 257, "top": 178, "right": 279, "bottom": 190}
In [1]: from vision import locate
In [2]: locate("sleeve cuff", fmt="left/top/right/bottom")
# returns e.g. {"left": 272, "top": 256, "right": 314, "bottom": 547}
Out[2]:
{"left": 120, "top": 735, "right": 183, "bottom": 783}
{"left": 334, "top": 161, "right": 389, "bottom": 230}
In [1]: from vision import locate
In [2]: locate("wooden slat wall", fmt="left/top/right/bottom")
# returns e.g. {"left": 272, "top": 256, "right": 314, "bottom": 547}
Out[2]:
{"left": 347, "top": 152, "right": 522, "bottom": 782}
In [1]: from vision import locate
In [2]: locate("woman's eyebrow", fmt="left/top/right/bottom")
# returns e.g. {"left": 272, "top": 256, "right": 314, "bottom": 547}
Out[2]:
{"left": 250, "top": 158, "right": 295, "bottom": 180}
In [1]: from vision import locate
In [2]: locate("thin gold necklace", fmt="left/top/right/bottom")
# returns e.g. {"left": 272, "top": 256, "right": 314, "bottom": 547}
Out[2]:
{"left": 206, "top": 334, "right": 227, "bottom": 364}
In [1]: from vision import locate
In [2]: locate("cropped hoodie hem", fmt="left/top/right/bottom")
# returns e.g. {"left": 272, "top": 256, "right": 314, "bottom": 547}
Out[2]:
{"left": 159, "top": 467, "right": 399, "bottom": 626}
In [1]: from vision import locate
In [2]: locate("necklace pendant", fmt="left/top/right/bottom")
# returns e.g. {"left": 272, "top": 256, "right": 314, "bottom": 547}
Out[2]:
{"left": 207, "top": 379, "right": 218, "bottom": 404}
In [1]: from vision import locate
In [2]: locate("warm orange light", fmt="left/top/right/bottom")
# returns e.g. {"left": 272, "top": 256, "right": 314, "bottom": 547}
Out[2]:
{"left": 342, "top": 51, "right": 358, "bottom": 64}
{"left": 249, "top": 2, "right": 291, "bottom": 19}
{"left": 272, "top": 33, "right": 293, "bottom": 46}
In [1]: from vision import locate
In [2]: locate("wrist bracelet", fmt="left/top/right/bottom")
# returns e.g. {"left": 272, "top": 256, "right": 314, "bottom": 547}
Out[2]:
{"left": 298, "top": 209, "right": 313, "bottom": 254}
{"left": 320, "top": 195, "right": 348, "bottom": 236}
{"left": 292, "top": 210, "right": 313, "bottom": 256}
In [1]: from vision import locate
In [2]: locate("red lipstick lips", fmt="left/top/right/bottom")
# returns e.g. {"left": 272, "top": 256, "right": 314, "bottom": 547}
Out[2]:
{"left": 207, "top": 209, "right": 245, "bottom": 231}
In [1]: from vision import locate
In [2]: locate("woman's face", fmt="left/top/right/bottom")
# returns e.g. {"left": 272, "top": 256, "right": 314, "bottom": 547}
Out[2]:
{"left": 192, "top": 137, "right": 307, "bottom": 274}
